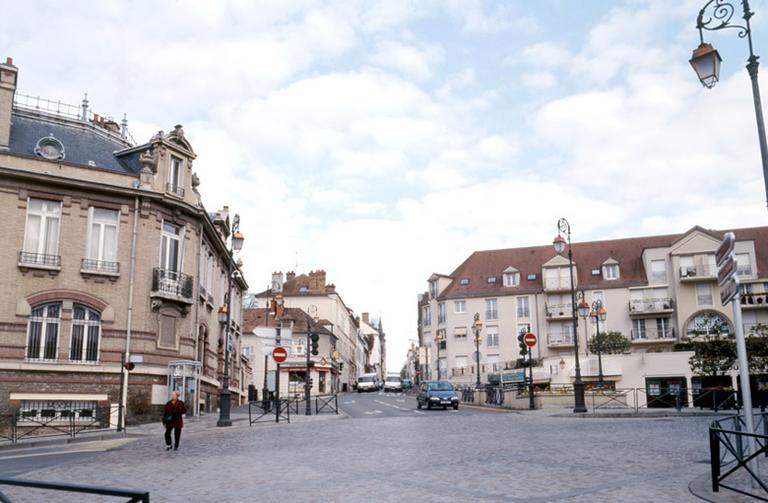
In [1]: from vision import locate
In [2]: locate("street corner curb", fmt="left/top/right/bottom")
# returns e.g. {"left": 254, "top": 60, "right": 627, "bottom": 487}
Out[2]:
{"left": 458, "top": 403, "right": 521, "bottom": 413}
{"left": 0, "top": 431, "right": 143, "bottom": 453}
{"left": 688, "top": 471, "right": 754, "bottom": 502}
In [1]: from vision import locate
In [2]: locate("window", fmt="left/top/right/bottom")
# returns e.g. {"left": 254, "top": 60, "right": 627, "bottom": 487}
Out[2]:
{"left": 486, "top": 327, "right": 499, "bottom": 348}
{"left": 26, "top": 303, "right": 61, "bottom": 360}
{"left": 504, "top": 271, "right": 519, "bottom": 287}
{"left": 22, "top": 198, "right": 62, "bottom": 266}
{"left": 454, "top": 327, "right": 467, "bottom": 339}
{"left": 160, "top": 314, "right": 177, "bottom": 348}
{"left": 429, "top": 281, "right": 438, "bottom": 298}
{"left": 680, "top": 256, "right": 694, "bottom": 276}
{"left": 656, "top": 318, "right": 671, "bottom": 339}
{"left": 650, "top": 260, "right": 666, "bottom": 283}
{"left": 84, "top": 207, "right": 119, "bottom": 272}
{"left": 168, "top": 156, "right": 184, "bottom": 196}
{"left": 438, "top": 303, "right": 446, "bottom": 324}
{"left": 696, "top": 284, "right": 713, "bottom": 306}
{"left": 487, "top": 276, "right": 497, "bottom": 284}
{"left": 687, "top": 311, "right": 731, "bottom": 337}
{"left": 632, "top": 319, "right": 646, "bottom": 339}
{"left": 454, "top": 300, "right": 465, "bottom": 313}
{"left": 422, "top": 306, "right": 432, "bottom": 326}
{"left": 69, "top": 304, "right": 101, "bottom": 362}
{"left": 736, "top": 253, "right": 752, "bottom": 276}
{"left": 517, "top": 296, "right": 530, "bottom": 318}
{"left": 544, "top": 267, "right": 570, "bottom": 290}
{"left": 455, "top": 356, "right": 468, "bottom": 368}
{"left": 459, "top": 278, "right": 469, "bottom": 286}
{"left": 485, "top": 299, "right": 498, "bottom": 320}
{"left": 518, "top": 323, "right": 531, "bottom": 335}
{"left": 603, "top": 264, "right": 619, "bottom": 280}
{"left": 160, "top": 222, "right": 183, "bottom": 272}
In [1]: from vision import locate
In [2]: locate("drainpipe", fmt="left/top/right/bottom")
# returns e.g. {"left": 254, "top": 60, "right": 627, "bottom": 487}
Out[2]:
{"left": 192, "top": 216, "right": 203, "bottom": 416}
{"left": 121, "top": 196, "right": 140, "bottom": 429}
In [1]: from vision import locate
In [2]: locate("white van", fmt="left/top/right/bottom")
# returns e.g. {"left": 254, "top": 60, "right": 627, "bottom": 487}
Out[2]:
{"left": 357, "top": 373, "right": 379, "bottom": 392}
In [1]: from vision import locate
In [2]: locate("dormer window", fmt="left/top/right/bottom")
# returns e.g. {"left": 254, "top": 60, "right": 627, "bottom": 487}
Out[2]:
{"left": 167, "top": 156, "right": 185, "bottom": 197}
{"left": 459, "top": 278, "right": 470, "bottom": 286}
{"left": 603, "top": 263, "right": 619, "bottom": 280}
{"left": 429, "top": 281, "right": 438, "bottom": 298}
{"left": 487, "top": 276, "right": 497, "bottom": 284}
{"left": 503, "top": 268, "right": 520, "bottom": 287}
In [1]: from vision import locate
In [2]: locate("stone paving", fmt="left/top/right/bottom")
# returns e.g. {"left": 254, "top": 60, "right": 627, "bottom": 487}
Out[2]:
{"left": 0, "top": 399, "right": 728, "bottom": 502}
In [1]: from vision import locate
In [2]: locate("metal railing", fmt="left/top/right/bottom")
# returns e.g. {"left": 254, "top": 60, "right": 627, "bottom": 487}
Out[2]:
{"left": 81, "top": 258, "right": 119, "bottom": 274}
{"left": 18, "top": 251, "right": 60, "bottom": 268}
{"left": 630, "top": 328, "right": 676, "bottom": 341}
{"left": 165, "top": 183, "right": 185, "bottom": 198}
{"left": 545, "top": 303, "right": 573, "bottom": 319}
{"left": 248, "top": 399, "right": 289, "bottom": 425}
{"left": 151, "top": 268, "right": 193, "bottom": 299}
{"left": 628, "top": 298, "right": 674, "bottom": 314}
{"left": 547, "top": 332, "right": 575, "bottom": 346}
{"left": 0, "top": 477, "right": 149, "bottom": 502}
{"left": 316, "top": 394, "right": 339, "bottom": 415}
{"left": 13, "top": 93, "right": 83, "bottom": 120}
{"left": 709, "top": 412, "right": 768, "bottom": 500}
{"left": 0, "top": 404, "right": 121, "bottom": 444}
{"left": 680, "top": 264, "right": 717, "bottom": 279}
{"left": 578, "top": 387, "right": 738, "bottom": 413}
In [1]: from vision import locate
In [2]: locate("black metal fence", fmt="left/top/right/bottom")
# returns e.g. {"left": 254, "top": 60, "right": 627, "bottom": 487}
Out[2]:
{"left": 315, "top": 394, "right": 339, "bottom": 415}
{"left": 709, "top": 412, "right": 768, "bottom": 501}
{"left": 248, "top": 399, "right": 290, "bottom": 425}
{"left": 0, "top": 404, "right": 122, "bottom": 444}
{"left": 0, "top": 477, "right": 149, "bottom": 502}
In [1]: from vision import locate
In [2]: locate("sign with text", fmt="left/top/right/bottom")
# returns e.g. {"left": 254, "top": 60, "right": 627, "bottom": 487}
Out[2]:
{"left": 716, "top": 232, "right": 735, "bottom": 267}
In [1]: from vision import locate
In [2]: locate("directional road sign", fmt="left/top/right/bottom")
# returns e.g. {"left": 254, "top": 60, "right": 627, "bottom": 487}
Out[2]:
{"left": 716, "top": 232, "right": 735, "bottom": 267}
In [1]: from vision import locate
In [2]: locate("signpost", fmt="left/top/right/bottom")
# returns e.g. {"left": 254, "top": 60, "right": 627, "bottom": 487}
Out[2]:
{"left": 716, "top": 232, "right": 757, "bottom": 479}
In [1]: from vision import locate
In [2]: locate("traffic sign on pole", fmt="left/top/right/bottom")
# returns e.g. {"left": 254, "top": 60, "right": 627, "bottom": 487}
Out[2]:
{"left": 720, "top": 276, "right": 740, "bottom": 306}
{"left": 523, "top": 333, "right": 537, "bottom": 348}
{"left": 272, "top": 346, "right": 288, "bottom": 363}
{"left": 715, "top": 232, "right": 735, "bottom": 267}
{"left": 717, "top": 255, "right": 737, "bottom": 287}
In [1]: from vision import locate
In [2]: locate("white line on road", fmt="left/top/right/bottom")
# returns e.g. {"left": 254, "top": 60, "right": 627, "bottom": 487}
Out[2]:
{"left": 343, "top": 400, "right": 356, "bottom": 404}
{"left": 412, "top": 410, "right": 426, "bottom": 415}
{"left": 363, "top": 410, "right": 383, "bottom": 415}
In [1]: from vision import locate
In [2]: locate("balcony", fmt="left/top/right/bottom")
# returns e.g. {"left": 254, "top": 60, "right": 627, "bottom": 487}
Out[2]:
{"left": 628, "top": 298, "right": 674, "bottom": 317}
{"left": 151, "top": 268, "right": 193, "bottom": 304}
{"left": 18, "top": 251, "right": 61, "bottom": 271}
{"left": 679, "top": 264, "right": 717, "bottom": 282}
{"left": 545, "top": 303, "right": 574, "bottom": 320}
{"left": 741, "top": 292, "right": 768, "bottom": 309}
{"left": 547, "top": 332, "right": 575, "bottom": 347}
{"left": 166, "top": 182, "right": 185, "bottom": 198}
{"left": 544, "top": 277, "right": 572, "bottom": 293}
{"left": 630, "top": 327, "right": 676, "bottom": 343}
{"left": 80, "top": 258, "right": 119, "bottom": 276}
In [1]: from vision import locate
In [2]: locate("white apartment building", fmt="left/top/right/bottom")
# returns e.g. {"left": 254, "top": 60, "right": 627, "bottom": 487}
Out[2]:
{"left": 417, "top": 226, "right": 768, "bottom": 397}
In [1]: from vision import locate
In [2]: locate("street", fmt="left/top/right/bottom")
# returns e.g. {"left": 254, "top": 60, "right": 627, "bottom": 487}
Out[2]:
{"left": 0, "top": 393, "right": 715, "bottom": 502}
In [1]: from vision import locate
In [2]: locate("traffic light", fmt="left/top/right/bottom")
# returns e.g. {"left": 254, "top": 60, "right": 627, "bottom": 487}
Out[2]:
{"left": 517, "top": 332, "right": 527, "bottom": 356}
{"left": 310, "top": 332, "right": 319, "bottom": 355}
{"left": 339, "top": 362, "right": 344, "bottom": 371}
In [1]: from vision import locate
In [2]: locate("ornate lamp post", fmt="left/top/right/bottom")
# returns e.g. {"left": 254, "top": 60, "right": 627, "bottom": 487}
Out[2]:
{"left": 553, "top": 218, "right": 587, "bottom": 413}
{"left": 472, "top": 313, "right": 483, "bottom": 388}
{"left": 690, "top": 0, "right": 768, "bottom": 208}
{"left": 217, "top": 214, "right": 244, "bottom": 427}
{"left": 434, "top": 333, "right": 444, "bottom": 380}
{"left": 579, "top": 299, "right": 607, "bottom": 388}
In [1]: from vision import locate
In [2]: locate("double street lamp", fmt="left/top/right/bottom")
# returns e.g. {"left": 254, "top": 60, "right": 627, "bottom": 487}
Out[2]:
{"left": 553, "top": 218, "right": 587, "bottom": 413}
{"left": 690, "top": 0, "right": 768, "bottom": 208}
{"left": 472, "top": 313, "right": 483, "bottom": 388}
{"left": 217, "top": 214, "right": 245, "bottom": 427}
{"left": 578, "top": 298, "right": 607, "bottom": 388}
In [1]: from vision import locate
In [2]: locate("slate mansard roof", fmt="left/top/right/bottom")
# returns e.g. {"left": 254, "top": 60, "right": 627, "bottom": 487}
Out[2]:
{"left": 436, "top": 226, "right": 768, "bottom": 300}
{"left": 8, "top": 110, "right": 141, "bottom": 174}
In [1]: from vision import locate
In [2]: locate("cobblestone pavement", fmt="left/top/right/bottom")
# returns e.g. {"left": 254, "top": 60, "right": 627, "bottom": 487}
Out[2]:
{"left": 0, "top": 395, "right": 719, "bottom": 502}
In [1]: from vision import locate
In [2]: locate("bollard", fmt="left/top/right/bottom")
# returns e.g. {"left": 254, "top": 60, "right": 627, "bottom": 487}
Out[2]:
{"left": 710, "top": 427, "right": 721, "bottom": 493}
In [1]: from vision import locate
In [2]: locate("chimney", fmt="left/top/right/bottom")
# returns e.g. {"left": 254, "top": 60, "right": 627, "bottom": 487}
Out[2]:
{"left": 362, "top": 312, "right": 370, "bottom": 325}
{"left": 286, "top": 271, "right": 296, "bottom": 281}
{"left": 0, "top": 57, "right": 18, "bottom": 151}
{"left": 316, "top": 270, "right": 326, "bottom": 289}
{"left": 271, "top": 271, "right": 284, "bottom": 292}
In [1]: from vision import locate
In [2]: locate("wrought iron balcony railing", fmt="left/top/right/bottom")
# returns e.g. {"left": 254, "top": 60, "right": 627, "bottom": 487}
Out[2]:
{"left": 18, "top": 251, "right": 61, "bottom": 268}
{"left": 547, "top": 332, "right": 575, "bottom": 346}
{"left": 628, "top": 298, "right": 674, "bottom": 315}
{"left": 630, "top": 327, "right": 675, "bottom": 341}
{"left": 81, "top": 258, "right": 119, "bottom": 274}
{"left": 152, "top": 268, "right": 193, "bottom": 299}
{"left": 166, "top": 182, "right": 185, "bottom": 198}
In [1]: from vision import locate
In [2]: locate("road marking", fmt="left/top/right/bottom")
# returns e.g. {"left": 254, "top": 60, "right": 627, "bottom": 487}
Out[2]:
{"left": 343, "top": 400, "right": 356, "bottom": 404}
{"left": 363, "top": 410, "right": 383, "bottom": 415}
{"left": 413, "top": 410, "right": 426, "bottom": 415}
{"left": 396, "top": 399, "right": 405, "bottom": 403}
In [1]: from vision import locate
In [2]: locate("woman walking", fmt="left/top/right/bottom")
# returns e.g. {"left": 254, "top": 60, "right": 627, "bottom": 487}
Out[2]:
{"left": 162, "top": 391, "right": 187, "bottom": 451}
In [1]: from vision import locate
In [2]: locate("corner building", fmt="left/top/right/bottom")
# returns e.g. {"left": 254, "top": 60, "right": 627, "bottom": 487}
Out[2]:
{"left": 418, "top": 225, "right": 768, "bottom": 395}
{"left": 0, "top": 58, "right": 250, "bottom": 421}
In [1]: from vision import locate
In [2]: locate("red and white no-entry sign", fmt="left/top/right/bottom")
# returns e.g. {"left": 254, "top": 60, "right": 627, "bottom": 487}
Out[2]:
{"left": 523, "top": 333, "right": 537, "bottom": 348}
{"left": 272, "top": 346, "right": 288, "bottom": 363}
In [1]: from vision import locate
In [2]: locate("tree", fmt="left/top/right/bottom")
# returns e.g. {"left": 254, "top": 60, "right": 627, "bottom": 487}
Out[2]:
{"left": 588, "top": 331, "right": 630, "bottom": 355}
{"left": 746, "top": 324, "right": 768, "bottom": 374}
{"left": 688, "top": 336, "right": 736, "bottom": 376}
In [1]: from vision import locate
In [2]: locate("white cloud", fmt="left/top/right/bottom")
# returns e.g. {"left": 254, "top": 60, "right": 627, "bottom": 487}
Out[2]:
{"left": 520, "top": 72, "right": 557, "bottom": 90}
{"left": 370, "top": 41, "right": 444, "bottom": 81}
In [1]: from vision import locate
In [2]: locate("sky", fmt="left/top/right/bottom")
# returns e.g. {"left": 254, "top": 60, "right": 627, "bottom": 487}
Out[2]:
{"left": 4, "top": 0, "right": 768, "bottom": 372}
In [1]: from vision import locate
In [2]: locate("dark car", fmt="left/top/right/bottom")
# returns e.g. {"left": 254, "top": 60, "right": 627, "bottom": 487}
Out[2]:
{"left": 417, "top": 380, "right": 459, "bottom": 410}
{"left": 401, "top": 379, "right": 413, "bottom": 391}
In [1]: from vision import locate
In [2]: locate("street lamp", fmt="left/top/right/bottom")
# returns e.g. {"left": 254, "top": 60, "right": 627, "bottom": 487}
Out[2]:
{"left": 472, "top": 313, "right": 483, "bottom": 388}
{"left": 217, "top": 214, "right": 244, "bottom": 427}
{"left": 434, "top": 333, "right": 444, "bottom": 380}
{"left": 579, "top": 299, "right": 607, "bottom": 388}
{"left": 553, "top": 218, "right": 587, "bottom": 413}
{"left": 691, "top": 0, "right": 768, "bottom": 208}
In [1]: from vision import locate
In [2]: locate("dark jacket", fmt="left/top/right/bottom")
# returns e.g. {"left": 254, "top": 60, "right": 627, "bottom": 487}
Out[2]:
{"left": 162, "top": 399, "right": 187, "bottom": 429}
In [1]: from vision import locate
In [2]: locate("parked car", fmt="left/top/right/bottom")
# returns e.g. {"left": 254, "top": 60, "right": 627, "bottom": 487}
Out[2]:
{"left": 383, "top": 375, "right": 403, "bottom": 392}
{"left": 417, "top": 380, "right": 459, "bottom": 410}
{"left": 357, "top": 374, "right": 379, "bottom": 393}
{"left": 401, "top": 379, "right": 413, "bottom": 391}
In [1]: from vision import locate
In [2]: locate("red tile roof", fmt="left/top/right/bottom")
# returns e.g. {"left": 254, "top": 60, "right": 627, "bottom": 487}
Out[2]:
{"left": 242, "top": 307, "right": 334, "bottom": 338}
{"left": 437, "top": 226, "right": 768, "bottom": 300}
